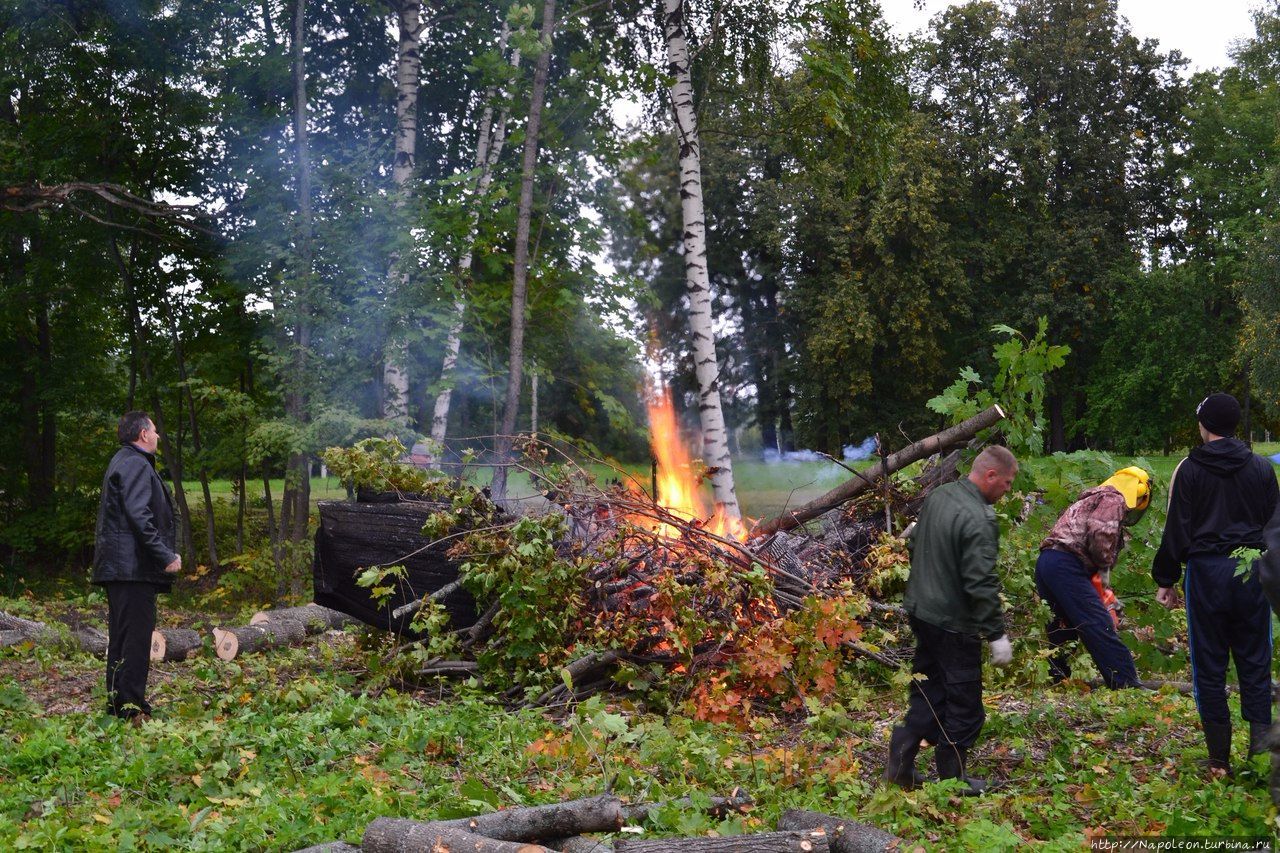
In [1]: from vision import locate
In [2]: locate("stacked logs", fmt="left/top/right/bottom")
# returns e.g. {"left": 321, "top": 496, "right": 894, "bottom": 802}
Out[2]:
{"left": 290, "top": 795, "right": 903, "bottom": 853}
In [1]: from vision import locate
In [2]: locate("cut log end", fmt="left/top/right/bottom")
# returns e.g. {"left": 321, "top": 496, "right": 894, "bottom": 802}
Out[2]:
{"left": 213, "top": 627, "right": 238, "bottom": 661}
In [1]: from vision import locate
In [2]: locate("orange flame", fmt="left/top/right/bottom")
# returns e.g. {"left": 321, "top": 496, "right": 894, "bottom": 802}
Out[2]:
{"left": 644, "top": 388, "right": 751, "bottom": 542}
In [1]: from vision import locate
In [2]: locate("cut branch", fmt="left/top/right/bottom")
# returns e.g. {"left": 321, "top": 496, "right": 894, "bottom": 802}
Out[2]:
{"left": 750, "top": 405, "right": 1006, "bottom": 537}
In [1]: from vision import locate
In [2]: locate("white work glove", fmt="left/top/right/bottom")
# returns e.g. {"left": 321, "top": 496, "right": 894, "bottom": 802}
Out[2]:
{"left": 989, "top": 635, "right": 1013, "bottom": 667}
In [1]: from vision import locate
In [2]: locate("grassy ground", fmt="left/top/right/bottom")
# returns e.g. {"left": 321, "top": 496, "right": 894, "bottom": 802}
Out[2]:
{"left": 7, "top": 447, "right": 1277, "bottom": 849}
{"left": 0, "top": 594, "right": 1274, "bottom": 851}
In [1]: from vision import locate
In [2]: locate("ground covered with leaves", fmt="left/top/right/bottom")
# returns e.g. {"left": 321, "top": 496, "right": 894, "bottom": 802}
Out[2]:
{"left": 0, "top": 589, "right": 1276, "bottom": 851}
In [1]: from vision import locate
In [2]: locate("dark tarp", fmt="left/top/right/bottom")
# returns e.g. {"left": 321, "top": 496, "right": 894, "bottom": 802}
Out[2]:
{"left": 313, "top": 499, "right": 479, "bottom": 635}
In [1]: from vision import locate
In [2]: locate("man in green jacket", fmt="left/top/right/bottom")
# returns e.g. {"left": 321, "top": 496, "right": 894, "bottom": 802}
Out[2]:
{"left": 883, "top": 445, "right": 1017, "bottom": 795}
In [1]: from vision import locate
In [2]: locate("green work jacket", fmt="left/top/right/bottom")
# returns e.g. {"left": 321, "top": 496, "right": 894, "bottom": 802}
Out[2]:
{"left": 902, "top": 478, "right": 1005, "bottom": 640}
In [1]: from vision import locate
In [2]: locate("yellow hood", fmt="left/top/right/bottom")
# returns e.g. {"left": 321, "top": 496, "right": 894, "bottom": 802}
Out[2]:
{"left": 1101, "top": 466, "right": 1151, "bottom": 512}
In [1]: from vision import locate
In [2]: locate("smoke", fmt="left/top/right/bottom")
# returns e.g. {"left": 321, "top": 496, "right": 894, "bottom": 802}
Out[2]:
{"left": 842, "top": 436, "right": 878, "bottom": 461}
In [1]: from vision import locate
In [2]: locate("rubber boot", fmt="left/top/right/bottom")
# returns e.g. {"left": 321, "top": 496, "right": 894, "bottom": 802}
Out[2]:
{"left": 882, "top": 727, "right": 927, "bottom": 789}
{"left": 936, "top": 743, "right": 987, "bottom": 796}
{"left": 1248, "top": 721, "right": 1274, "bottom": 757}
{"left": 1202, "top": 722, "right": 1232, "bottom": 776}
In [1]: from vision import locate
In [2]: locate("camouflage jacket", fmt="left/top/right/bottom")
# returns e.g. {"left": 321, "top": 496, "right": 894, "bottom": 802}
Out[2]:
{"left": 1040, "top": 485, "right": 1129, "bottom": 583}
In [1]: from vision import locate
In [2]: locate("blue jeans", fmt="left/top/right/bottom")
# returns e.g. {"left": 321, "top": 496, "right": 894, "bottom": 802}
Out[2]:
{"left": 1035, "top": 549, "right": 1140, "bottom": 688}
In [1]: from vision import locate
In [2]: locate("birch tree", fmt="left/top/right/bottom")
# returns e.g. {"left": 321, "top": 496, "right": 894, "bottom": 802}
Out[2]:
{"left": 430, "top": 16, "right": 524, "bottom": 452}
{"left": 660, "top": 0, "right": 741, "bottom": 519}
{"left": 491, "top": 0, "right": 556, "bottom": 500}
{"left": 380, "top": 0, "right": 425, "bottom": 428}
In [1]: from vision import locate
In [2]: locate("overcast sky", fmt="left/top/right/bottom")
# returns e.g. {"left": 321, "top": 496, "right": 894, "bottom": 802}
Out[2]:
{"left": 881, "top": 0, "right": 1264, "bottom": 72}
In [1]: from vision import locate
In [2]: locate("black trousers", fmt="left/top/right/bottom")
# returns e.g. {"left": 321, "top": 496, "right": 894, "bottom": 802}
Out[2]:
{"left": 1184, "top": 555, "right": 1272, "bottom": 725}
{"left": 105, "top": 582, "right": 159, "bottom": 718}
{"left": 1035, "top": 549, "right": 1141, "bottom": 688}
{"left": 901, "top": 615, "right": 986, "bottom": 751}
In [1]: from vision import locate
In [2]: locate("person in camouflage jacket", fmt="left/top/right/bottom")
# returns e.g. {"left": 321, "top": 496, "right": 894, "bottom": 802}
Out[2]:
{"left": 1035, "top": 467, "right": 1151, "bottom": 689}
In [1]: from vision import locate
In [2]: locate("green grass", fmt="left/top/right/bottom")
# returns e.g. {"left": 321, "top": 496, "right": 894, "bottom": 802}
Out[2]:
{"left": 0, "top": 605, "right": 1274, "bottom": 851}
{"left": 5, "top": 447, "right": 1280, "bottom": 849}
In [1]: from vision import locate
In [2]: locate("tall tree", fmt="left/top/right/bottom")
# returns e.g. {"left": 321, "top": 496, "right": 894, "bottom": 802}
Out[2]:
{"left": 430, "top": 13, "right": 525, "bottom": 453}
{"left": 659, "top": 0, "right": 740, "bottom": 519}
{"left": 380, "top": 0, "right": 425, "bottom": 428}
{"left": 491, "top": 0, "right": 556, "bottom": 501}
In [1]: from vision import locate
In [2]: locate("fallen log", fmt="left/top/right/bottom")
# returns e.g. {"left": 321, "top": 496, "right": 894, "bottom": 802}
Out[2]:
{"left": 550, "top": 837, "right": 613, "bottom": 853}
{"left": 750, "top": 405, "right": 1006, "bottom": 538}
{"left": 250, "top": 604, "right": 355, "bottom": 634}
{"left": 620, "top": 793, "right": 753, "bottom": 823}
{"left": 288, "top": 843, "right": 360, "bottom": 853}
{"left": 150, "top": 628, "right": 203, "bottom": 661}
{"left": 363, "top": 821, "right": 550, "bottom": 853}
{"left": 213, "top": 616, "right": 307, "bottom": 660}
{"left": 0, "top": 611, "right": 107, "bottom": 655}
{"left": 776, "top": 809, "right": 901, "bottom": 853}
{"left": 441, "top": 796, "right": 627, "bottom": 841}
{"left": 615, "top": 830, "right": 829, "bottom": 853}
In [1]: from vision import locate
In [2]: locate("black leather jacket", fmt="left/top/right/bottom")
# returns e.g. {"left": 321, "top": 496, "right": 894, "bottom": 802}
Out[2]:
{"left": 92, "top": 444, "right": 178, "bottom": 587}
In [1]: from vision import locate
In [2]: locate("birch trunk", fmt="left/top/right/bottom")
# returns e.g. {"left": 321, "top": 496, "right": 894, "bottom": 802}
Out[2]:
{"left": 661, "top": 0, "right": 740, "bottom": 519}
{"left": 491, "top": 0, "right": 555, "bottom": 501}
{"left": 380, "top": 0, "right": 424, "bottom": 428}
{"left": 430, "top": 24, "right": 523, "bottom": 454}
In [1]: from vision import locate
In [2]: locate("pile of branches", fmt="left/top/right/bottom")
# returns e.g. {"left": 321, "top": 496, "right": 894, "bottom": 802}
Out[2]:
{"left": 381, "top": 447, "right": 968, "bottom": 709}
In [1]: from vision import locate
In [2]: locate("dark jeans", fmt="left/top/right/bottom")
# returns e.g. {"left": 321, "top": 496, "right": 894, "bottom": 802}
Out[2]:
{"left": 105, "top": 582, "right": 159, "bottom": 718}
{"left": 1035, "top": 548, "right": 1141, "bottom": 688}
{"left": 901, "top": 615, "right": 985, "bottom": 752}
{"left": 1185, "top": 554, "right": 1273, "bottom": 725}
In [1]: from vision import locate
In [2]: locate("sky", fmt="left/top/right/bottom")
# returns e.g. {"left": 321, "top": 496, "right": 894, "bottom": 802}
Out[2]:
{"left": 880, "top": 0, "right": 1264, "bottom": 72}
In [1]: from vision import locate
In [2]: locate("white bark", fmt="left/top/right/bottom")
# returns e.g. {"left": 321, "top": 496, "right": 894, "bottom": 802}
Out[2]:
{"left": 430, "top": 24, "right": 523, "bottom": 451}
{"left": 381, "top": 0, "right": 424, "bottom": 426}
{"left": 661, "top": 0, "right": 740, "bottom": 519}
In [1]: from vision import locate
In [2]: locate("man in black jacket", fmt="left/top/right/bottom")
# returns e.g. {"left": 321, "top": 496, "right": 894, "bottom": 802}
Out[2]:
{"left": 93, "top": 411, "right": 181, "bottom": 721}
{"left": 1153, "top": 393, "right": 1279, "bottom": 775}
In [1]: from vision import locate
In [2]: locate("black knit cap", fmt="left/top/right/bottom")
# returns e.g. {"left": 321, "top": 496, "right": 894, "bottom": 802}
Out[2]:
{"left": 1196, "top": 392, "right": 1241, "bottom": 437}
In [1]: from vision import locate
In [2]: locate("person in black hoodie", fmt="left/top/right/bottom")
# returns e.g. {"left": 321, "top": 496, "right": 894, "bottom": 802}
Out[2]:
{"left": 93, "top": 411, "right": 182, "bottom": 722}
{"left": 1153, "top": 393, "right": 1279, "bottom": 775}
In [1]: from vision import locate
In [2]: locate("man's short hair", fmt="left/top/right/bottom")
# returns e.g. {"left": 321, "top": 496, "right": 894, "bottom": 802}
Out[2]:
{"left": 118, "top": 411, "right": 152, "bottom": 445}
{"left": 972, "top": 445, "right": 1017, "bottom": 475}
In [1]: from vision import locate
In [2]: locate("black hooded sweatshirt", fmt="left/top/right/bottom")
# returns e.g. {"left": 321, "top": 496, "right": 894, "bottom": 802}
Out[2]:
{"left": 1152, "top": 437, "right": 1279, "bottom": 587}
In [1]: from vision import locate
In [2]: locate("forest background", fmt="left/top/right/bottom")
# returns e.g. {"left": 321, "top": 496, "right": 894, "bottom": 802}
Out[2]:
{"left": 5, "top": 0, "right": 1280, "bottom": 581}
